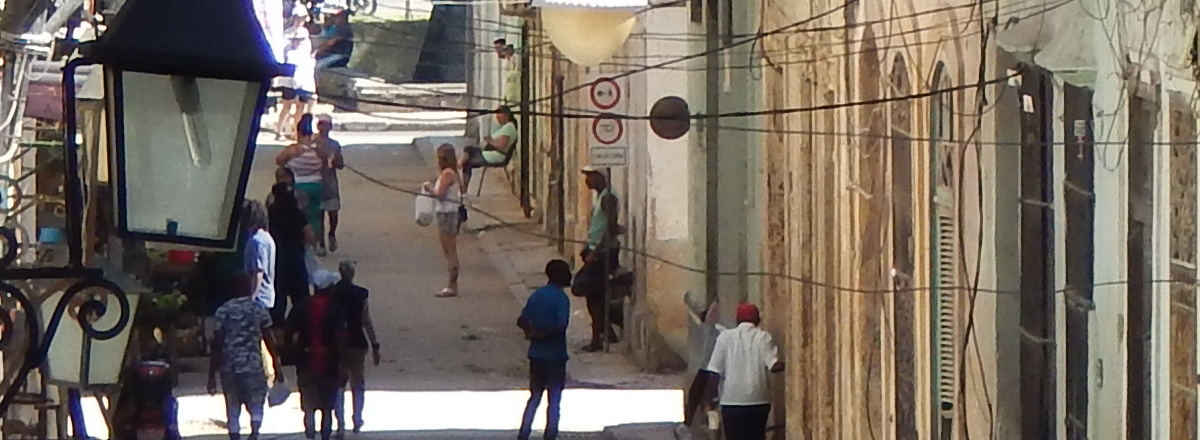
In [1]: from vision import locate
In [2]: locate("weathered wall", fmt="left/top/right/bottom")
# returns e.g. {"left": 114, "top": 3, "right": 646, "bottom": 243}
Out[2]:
{"left": 755, "top": 0, "right": 997, "bottom": 436}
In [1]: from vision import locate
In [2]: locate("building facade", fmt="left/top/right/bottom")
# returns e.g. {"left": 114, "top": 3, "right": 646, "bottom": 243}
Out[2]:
{"left": 470, "top": 0, "right": 1200, "bottom": 437}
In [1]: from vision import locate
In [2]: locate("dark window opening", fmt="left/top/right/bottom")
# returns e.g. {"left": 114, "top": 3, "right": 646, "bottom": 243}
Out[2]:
{"left": 1062, "top": 84, "right": 1094, "bottom": 440}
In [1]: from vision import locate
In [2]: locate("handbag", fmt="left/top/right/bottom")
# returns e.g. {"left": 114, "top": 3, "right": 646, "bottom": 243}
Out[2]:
{"left": 456, "top": 172, "right": 468, "bottom": 223}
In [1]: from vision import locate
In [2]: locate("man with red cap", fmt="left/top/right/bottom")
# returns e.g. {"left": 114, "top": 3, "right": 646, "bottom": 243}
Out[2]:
{"left": 702, "top": 302, "right": 784, "bottom": 440}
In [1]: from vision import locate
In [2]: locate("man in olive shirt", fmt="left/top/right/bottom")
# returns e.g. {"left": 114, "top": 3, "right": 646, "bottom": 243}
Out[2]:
{"left": 575, "top": 165, "right": 620, "bottom": 352}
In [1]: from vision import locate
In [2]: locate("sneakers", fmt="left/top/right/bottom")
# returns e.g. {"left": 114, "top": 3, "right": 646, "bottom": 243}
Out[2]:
{"left": 328, "top": 233, "right": 339, "bottom": 253}
{"left": 317, "top": 243, "right": 328, "bottom": 257}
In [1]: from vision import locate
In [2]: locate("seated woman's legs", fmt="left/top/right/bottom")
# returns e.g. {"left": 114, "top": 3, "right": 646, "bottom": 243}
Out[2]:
{"left": 459, "top": 146, "right": 487, "bottom": 189}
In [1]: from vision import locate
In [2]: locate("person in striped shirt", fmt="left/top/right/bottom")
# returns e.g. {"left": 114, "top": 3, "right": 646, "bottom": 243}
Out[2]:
{"left": 276, "top": 114, "right": 330, "bottom": 256}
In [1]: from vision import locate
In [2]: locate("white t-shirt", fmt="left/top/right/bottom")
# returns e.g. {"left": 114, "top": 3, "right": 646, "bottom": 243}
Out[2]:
{"left": 433, "top": 172, "right": 462, "bottom": 213}
{"left": 283, "top": 26, "right": 317, "bottom": 92}
{"left": 705, "top": 322, "right": 779, "bottom": 406}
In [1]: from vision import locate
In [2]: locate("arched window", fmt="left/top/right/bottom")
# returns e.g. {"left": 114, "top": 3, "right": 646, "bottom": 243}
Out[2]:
{"left": 928, "top": 61, "right": 958, "bottom": 440}
{"left": 931, "top": 63, "right": 955, "bottom": 191}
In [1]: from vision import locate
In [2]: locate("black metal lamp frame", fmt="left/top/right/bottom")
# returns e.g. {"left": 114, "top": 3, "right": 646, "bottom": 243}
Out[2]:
{"left": 0, "top": 0, "right": 289, "bottom": 418}
{"left": 0, "top": 58, "right": 131, "bottom": 418}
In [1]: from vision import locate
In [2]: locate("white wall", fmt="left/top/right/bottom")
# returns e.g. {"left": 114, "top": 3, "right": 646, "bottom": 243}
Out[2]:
{"left": 469, "top": 4, "right": 522, "bottom": 139}
{"left": 639, "top": 8, "right": 692, "bottom": 242}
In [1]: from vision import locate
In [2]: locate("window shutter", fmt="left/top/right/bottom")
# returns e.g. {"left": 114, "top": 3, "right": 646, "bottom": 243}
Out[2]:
{"left": 933, "top": 202, "right": 958, "bottom": 437}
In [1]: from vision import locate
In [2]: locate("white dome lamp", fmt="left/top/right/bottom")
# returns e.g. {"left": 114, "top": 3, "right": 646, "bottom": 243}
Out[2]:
{"left": 532, "top": 0, "right": 647, "bottom": 67}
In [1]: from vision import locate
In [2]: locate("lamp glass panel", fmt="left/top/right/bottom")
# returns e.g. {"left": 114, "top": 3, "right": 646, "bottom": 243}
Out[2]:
{"left": 118, "top": 71, "right": 259, "bottom": 241}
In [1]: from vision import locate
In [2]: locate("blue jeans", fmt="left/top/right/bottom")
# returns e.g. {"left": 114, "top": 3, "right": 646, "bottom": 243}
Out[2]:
{"left": 518, "top": 359, "right": 566, "bottom": 440}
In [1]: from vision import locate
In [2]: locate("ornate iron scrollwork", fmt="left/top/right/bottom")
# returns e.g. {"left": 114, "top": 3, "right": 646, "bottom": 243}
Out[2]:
{"left": 0, "top": 225, "right": 131, "bottom": 417}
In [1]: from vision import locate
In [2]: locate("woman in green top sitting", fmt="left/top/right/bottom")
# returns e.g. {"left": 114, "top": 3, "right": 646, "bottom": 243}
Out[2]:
{"left": 460, "top": 106, "right": 519, "bottom": 190}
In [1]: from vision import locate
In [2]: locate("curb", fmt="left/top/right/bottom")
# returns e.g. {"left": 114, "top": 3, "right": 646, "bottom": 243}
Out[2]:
{"left": 259, "top": 121, "right": 465, "bottom": 133}
{"left": 333, "top": 121, "right": 465, "bottom": 132}
{"left": 603, "top": 422, "right": 685, "bottom": 440}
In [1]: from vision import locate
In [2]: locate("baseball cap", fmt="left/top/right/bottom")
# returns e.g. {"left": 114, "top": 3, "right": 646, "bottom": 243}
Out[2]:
{"left": 311, "top": 269, "right": 340, "bottom": 290}
{"left": 580, "top": 164, "right": 602, "bottom": 174}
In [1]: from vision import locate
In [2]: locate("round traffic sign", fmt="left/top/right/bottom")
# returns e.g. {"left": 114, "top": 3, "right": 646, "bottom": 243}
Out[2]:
{"left": 589, "top": 78, "right": 621, "bottom": 110}
{"left": 591, "top": 115, "right": 624, "bottom": 145}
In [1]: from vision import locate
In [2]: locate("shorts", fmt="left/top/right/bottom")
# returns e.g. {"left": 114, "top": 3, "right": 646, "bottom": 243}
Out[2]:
{"left": 298, "top": 369, "right": 341, "bottom": 411}
{"left": 321, "top": 198, "right": 341, "bottom": 211}
{"left": 436, "top": 211, "right": 460, "bottom": 235}
{"left": 280, "top": 87, "right": 313, "bottom": 103}
{"left": 221, "top": 370, "right": 268, "bottom": 409}
{"left": 342, "top": 347, "right": 368, "bottom": 388}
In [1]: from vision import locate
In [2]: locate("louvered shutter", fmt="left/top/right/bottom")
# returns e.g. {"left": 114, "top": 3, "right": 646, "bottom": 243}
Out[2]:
{"left": 932, "top": 201, "right": 958, "bottom": 438}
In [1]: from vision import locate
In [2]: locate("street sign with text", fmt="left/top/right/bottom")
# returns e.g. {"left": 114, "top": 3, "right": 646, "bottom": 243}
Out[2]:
{"left": 585, "top": 73, "right": 628, "bottom": 168}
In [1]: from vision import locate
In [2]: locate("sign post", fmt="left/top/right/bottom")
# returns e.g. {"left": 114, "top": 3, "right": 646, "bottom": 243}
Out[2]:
{"left": 585, "top": 74, "right": 628, "bottom": 168}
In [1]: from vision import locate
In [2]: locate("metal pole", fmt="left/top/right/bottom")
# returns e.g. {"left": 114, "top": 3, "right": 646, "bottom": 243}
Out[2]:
{"left": 405, "top": 0, "right": 411, "bottom": 20}
{"left": 518, "top": 23, "right": 531, "bottom": 217}
{"left": 63, "top": 58, "right": 87, "bottom": 269}
{"left": 703, "top": 0, "right": 720, "bottom": 305}
{"left": 603, "top": 167, "right": 612, "bottom": 353}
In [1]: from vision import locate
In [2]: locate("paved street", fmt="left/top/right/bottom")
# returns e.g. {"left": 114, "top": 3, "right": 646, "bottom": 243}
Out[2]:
{"left": 77, "top": 131, "right": 682, "bottom": 439}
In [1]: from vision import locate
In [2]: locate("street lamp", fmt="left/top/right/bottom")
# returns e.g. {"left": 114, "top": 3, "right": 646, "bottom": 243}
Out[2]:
{"left": 79, "top": 0, "right": 293, "bottom": 248}
{"left": 532, "top": 0, "right": 647, "bottom": 67}
{"left": 0, "top": 0, "right": 291, "bottom": 419}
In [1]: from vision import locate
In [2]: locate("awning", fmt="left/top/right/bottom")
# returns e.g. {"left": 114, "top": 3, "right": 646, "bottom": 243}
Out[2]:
{"left": 996, "top": 0, "right": 1097, "bottom": 86}
{"left": 23, "top": 60, "right": 97, "bottom": 121}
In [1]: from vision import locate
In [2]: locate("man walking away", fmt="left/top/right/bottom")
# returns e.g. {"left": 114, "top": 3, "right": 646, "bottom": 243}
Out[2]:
{"left": 208, "top": 272, "right": 284, "bottom": 440}
{"left": 242, "top": 200, "right": 280, "bottom": 384}
{"left": 333, "top": 260, "right": 380, "bottom": 434}
{"left": 316, "top": 115, "right": 345, "bottom": 253}
{"left": 288, "top": 270, "right": 349, "bottom": 440}
{"left": 575, "top": 165, "right": 621, "bottom": 352}
{"left": 517, "top": 260, "right": 573, "bottom": 440}
{"left": 701, "top": 303, "right": 784, "bottom": 440}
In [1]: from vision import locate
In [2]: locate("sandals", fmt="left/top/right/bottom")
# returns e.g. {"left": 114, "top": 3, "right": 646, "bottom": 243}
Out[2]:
{"left": 436, "top": 288, "right": 458, "bottom": 298}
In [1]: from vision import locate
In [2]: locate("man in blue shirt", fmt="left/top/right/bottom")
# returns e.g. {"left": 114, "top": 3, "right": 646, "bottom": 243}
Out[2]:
{"left": 517, "top": 260, "right": 572, "bottom": 440}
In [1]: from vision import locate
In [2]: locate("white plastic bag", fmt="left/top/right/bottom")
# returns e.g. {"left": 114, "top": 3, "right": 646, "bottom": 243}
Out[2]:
{"left": 267, "top": 381, "right": 292, "bottom": 407}
{"left": 415, "top": 190, "right": 435, "bottom": 227}
{"left": 303, "top": 247, "right": 321, "bottom": 277}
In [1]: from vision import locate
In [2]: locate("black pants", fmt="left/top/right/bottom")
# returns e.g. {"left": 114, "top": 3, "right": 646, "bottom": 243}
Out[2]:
{"left": 577, "top": 248, "right": 620, "bottom": 344}
{"left": 721, "top": 404, "right": 770, "bottom": 440}
{"left": 518, "top": 359, "right": 566, "bottom": 440}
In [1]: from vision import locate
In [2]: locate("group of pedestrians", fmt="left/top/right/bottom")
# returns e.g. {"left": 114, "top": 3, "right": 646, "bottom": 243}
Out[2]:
{"left": 275, "top": 113, "right": 344, "bottom": 256}
{"left": 206, "top": 114, "right": 379, "bottom": 440}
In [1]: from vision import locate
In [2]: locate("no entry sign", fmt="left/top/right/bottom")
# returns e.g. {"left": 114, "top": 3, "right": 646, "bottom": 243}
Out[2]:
{"left": 585, "top": 73, "right": 628, "bottom": 168}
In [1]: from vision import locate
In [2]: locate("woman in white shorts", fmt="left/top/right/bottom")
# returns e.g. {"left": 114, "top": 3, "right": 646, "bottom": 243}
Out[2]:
{"left": 274, "top": 5, "right": 318, "bottom": 140}
{"left": 422, "top": 144, "right": 465, "bottom": 298}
